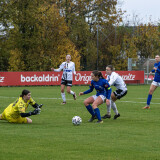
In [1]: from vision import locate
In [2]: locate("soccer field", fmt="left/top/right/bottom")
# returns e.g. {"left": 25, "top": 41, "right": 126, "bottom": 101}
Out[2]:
{"left": 0, "top": 85, "right": 160, "bottom": 160}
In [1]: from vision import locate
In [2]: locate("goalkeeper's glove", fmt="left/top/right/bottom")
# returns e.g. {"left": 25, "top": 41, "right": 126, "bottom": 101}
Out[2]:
{"left": 21, "top": 104, "right": 43, "bottom": 117}
{"left": 31, "top": 104, "right": 43, "bottom": 115}
{"left": 32, "top": 103, "right": 43, "bottom": 108}
{"left": 31, "top": 108, "right": 41, "bottom": 115}
{"left": 37, "top": 104, "right": 43, "bottom": 108}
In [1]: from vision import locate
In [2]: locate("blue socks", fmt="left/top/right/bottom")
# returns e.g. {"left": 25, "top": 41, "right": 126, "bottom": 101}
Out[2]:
{"left": 147, "top": 94, "right": 152, "bottom": 106}
{"left": 86, "top": 105, "right": 101, "bottom": 120}
{"left": 94, "top": 108, "right": 101, "bottom": 121}
{"left": 86, "top": 105, "right": 95, "bottom": 117}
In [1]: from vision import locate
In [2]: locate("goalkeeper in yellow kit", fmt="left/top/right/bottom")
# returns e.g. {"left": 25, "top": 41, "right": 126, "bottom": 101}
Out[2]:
{"left": 0, "top": 89, "right": 42, "bottom": 124}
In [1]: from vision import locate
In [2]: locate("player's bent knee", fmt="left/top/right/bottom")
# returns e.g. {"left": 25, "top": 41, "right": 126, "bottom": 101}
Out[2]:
{"left": 92, "top": 103, "right": 98, "bottom": 109}
{"left": 27, "top": 118, "right": 32, "bottom": 123}
{"left": 84, "top": 100, "right": 88, "bottom": 106}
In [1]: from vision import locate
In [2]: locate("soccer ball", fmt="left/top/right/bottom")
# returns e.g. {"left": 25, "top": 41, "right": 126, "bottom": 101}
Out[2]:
{"left": 72, "top": 116, "right": 82, "bottom": 126}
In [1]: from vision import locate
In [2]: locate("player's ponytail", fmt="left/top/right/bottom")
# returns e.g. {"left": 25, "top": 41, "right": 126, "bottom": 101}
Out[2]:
{"left": 20, "top": 89, "right": 30, "bottom": 97}
{"left": 92, "top": 70, "right": 105, "bottom": 79}
{"left": 98, "top": 71, "right": 105, "bottom": 79}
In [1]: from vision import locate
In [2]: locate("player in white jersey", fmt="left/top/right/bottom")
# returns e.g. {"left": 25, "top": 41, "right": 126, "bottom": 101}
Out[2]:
{"left": 102, "top": 65, "right": 128, "bottom": 119}
{"left": 51, "top": 55, "right": 77, "bottom": 104}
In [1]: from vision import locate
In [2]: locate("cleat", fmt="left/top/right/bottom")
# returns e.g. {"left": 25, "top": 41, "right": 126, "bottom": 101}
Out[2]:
{"left": 114, "top": 113, "right": 120, "bottom": 119}
{"left": 143, "top": 106, "right": 150, "bottom": 109}
{"left": 61, "top": 102, "right": 66, "bottom": 105}
{"left": 96, "top": 120, "right": 103, "bottom": 123}
{"left": 73, "top": 93, "right": 77, "bottom": 100}
{"left": 102, "top": 114, "right": 111, "bottom": 119}
{"left": 88, "top": 115, "right": 97, "bottom": 122}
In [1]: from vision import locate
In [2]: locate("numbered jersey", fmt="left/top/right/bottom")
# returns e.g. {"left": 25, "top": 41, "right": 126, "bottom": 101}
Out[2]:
{"left": 107, "top": 72, "right": 127, "bottom": 91}
{"left": 54, "top": 61, "right": 76, "bottom": 81}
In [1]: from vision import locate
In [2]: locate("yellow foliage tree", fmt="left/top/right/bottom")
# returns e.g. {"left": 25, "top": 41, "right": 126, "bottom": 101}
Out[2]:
{"left": 7, "top": 1, "right": 80, "bottom": 71}
{"left": 8, "top": 49, "right": 25, "bottom": 71}
{"left": 134, "top": 24, "right": 160, "bottom": 58}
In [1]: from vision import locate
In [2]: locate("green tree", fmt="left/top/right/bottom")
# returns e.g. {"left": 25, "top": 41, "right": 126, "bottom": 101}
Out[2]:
{"left": 57, "top": 0, "right": 123, "bottom": 70}
{"left": 0, "top": 0, "right": 11, "bottom": 71}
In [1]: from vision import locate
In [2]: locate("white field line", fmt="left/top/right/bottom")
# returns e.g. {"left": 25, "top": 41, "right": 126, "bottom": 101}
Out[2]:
{"left": 0, "top": 96, "right": 160, "bottom": 104}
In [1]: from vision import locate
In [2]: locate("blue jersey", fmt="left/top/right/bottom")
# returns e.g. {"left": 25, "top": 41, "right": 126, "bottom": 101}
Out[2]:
{"left": 83, "top": 78, "right": 111, "bottom": 99}
{"left": 151, "top": 62, "right": 160, "bottom": 82}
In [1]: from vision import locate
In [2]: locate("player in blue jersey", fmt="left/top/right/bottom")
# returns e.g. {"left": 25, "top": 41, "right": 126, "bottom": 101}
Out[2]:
{"left": 79, "top": 70, "right": 112, "bottom": 123}
{"left": 143, "top": 55, "right": 160, "bottom": 109}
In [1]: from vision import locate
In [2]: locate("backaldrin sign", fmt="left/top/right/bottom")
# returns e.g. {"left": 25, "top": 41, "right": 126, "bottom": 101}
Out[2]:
{"left": 0, "top": 71, "right": 144, "bottom": 86}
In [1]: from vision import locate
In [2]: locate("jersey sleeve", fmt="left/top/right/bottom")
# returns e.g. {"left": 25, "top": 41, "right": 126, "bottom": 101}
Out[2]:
{"left": 83, "top": 81, "right": 94, "bottom": 94}
{"left": 54, "top": 63, "right": 64, "bottom": 72}
{"left": 156, "top": 63, "right": 160, "bottom": 73}
{"left": 29, "top": 97, "right": 36, "bottom": 106}
{"left": 72, "top": 62, "right": 76, "bottom": 75}
{"left": 104, "top": 80, "right": 112, "bottom": 99}
{"left": 109, "top": 73, "right": 118, "bottom": 86}
{"left": 151, "top": 63, "right": 156, "bottom": 73}
{"left": 151, "top": 69, "right": 155, "bottom": 73}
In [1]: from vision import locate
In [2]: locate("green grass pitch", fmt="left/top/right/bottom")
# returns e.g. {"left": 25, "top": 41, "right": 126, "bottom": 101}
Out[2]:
{"left": 0, "top": 85, "right": 160, "bottom": 160}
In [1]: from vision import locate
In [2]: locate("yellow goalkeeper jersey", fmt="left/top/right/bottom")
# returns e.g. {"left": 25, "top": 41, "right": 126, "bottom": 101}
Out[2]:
{"left": 3, "top": 97, "right": 36, "bottom": 119}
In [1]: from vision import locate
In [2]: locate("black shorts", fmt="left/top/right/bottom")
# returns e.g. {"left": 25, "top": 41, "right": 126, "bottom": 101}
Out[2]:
{"left": 113, "top": 89, "right": 127, "bottom": 99}
{"left": 61, "top": 79, "right": 72, "bottom": 86}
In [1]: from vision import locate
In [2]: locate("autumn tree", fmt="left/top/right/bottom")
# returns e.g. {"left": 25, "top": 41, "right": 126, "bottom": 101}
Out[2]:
{"left": 3, "top": 0, "right": 80, "bottom": 71}
{"left": 135, "top": 24, "right": 160, "bottom": 58}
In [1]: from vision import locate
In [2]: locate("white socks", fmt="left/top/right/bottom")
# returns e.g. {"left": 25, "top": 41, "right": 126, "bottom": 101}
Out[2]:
{"left": 70, "top": 90, "right": 74, "bottom": 95}
{"left": 61, "top": 92, "right": 66, "bottom": 102}
{"left": 61, "top": 90, "right": 75, "bottom": 102}
{"left": 111, "top": 100, "right": 119, "bottom": 115}
{"left": 107, "top": 100, "right": 111, "bottom": 115}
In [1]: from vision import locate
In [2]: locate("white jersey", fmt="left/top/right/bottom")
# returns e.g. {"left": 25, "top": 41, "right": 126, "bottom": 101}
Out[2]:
{"left": 107, "top": 72, "right": 127, "bottom": 91}
{"left": 54, "top": 61, "right": 76, "bottom": 81}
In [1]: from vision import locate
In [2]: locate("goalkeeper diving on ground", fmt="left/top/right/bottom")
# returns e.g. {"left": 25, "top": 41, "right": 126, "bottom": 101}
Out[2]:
{"left": 0, "top": 89, "right": 43, "bottom": 123}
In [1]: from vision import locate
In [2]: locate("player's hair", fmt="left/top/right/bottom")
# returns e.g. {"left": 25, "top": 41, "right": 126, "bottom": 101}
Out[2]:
{"left": 66, "top": 54, "right": 71, "bottom": 58}
{"left": 107, "top": 65, "right": 115, "bottom": 71}
{"left": 92, "top": 70, "right": 105, "bottom": 79}
{"left": 20, "top": 89, "right": 30, "bottom": 97}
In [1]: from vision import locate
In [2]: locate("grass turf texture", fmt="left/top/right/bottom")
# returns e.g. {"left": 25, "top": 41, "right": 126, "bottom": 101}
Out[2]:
{"left": 0, "top": 85, "right": 160, "bottom": 160}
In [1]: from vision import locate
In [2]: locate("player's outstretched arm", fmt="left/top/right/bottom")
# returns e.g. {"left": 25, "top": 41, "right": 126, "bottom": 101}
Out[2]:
{"left": 20, "top": 108, "right": 41, "bottom": 117}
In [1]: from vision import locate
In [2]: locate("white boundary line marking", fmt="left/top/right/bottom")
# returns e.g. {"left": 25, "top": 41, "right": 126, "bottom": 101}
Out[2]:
{"left": 0, "top": 96, "right": 160, "bottom": 104}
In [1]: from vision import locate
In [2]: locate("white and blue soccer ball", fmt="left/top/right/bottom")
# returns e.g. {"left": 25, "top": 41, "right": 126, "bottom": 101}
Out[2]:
{"left": 72, "top": 116, "right": 82, "bottom": 126}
